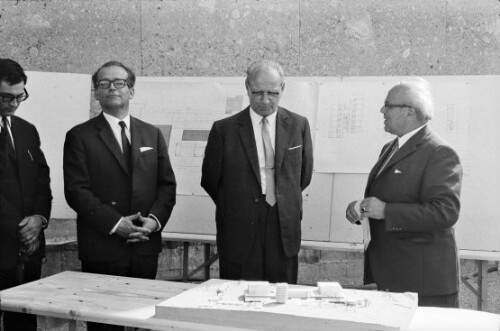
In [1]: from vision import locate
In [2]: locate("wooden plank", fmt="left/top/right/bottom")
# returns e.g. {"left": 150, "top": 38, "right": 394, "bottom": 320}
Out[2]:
{"left": 0, "top": 271, "right": 255, "bottom": 331}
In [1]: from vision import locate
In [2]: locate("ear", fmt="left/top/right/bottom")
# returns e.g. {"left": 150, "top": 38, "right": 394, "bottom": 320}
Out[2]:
{"left": 129, "top": 87, "right": 135, "bottom": 99}
{"left": 281, "top": 82, "right": 286, "bottom": 92}
{"left": 406, "top": 106, "right": 416, "bottom": 118}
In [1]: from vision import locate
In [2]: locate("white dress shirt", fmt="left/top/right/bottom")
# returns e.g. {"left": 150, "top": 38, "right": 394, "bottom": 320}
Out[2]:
{"left": 102, "top": 112, "right": 131, "bottom": 151}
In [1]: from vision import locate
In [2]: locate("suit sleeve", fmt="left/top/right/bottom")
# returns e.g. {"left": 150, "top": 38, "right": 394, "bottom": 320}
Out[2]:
{"left": 201, "top": 122, "right": 222, "bottom": 202}
{"left": 384, "top": 145, "right": 462, "bottom": 232}
{"left": 300, "top": 119, "right": 314, "bottom": 191}
{"left": 32, "top": 125, "right": 52, "bottom": 219}
{"left": 63, "top": 128, "right": 122, "bottom": 234}
{"left": 148, "top": 128, "right": 176, "bottom": 229}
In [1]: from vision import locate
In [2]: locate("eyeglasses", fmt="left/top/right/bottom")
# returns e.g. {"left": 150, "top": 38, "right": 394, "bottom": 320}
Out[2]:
{"left": 383, "top": 103, "right": 412, "bottom": 109}
{"left": 250, "top": 90, "right": 281, "bottom": 98}
{"left": 96, "top": 79, "right": 130, "bottom": 90}
{"left": 0, "top": 89, "right": 29, "bottom": 103}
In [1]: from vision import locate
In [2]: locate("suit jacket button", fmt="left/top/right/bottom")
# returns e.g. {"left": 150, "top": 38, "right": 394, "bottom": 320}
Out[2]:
{"left": 254, "top": 198, "right": 259, "bottom": 203}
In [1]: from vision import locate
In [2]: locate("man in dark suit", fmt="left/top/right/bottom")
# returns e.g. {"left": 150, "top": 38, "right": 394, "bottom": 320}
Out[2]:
{"left": 201, "top": 60, "right": 313, "bottom": 284}
{"left": 63, "top": 61, "right": 176, "bottom": 331}
{"left": 346, "top": 78, "right": 462, "bottom": 308}
{"left": 0, "top": 58, "right": 52, "bottom": 330}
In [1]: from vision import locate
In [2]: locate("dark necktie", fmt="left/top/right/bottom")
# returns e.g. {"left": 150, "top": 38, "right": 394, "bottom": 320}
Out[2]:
{"left": 119, "top": 121, "right": 131, "bottom": 170}
{"left": 375, "top": 139, "right": 399, "bottom": 177}
{"left": 1, "top": 116, "right": 15, "bottom": 160}
{"left": 261, "top": 117, "right": 276, "bottom": 206}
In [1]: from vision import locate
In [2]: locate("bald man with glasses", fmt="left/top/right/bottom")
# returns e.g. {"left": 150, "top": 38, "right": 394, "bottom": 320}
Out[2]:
{"left": 0, "top": 58, "right": 52, "bottom": 331}
{"left": 346, "top": 79, "right": 462, "bottom": 308}
{"left": 202, "top": 60, "right": 313, "bottom": 284}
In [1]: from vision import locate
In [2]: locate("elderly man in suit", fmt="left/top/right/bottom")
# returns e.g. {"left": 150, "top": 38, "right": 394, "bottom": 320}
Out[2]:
{"left": 0, "top": 58, "right": 52, "bottom": 331}
{"left": 346, "top": 78, "right": 462, "bottom": 308}
{"left": 201, "top": 60, "right": 313, "bottom": 284}
{"left": 64, "top": 61, "right": 176, "bottom": 331}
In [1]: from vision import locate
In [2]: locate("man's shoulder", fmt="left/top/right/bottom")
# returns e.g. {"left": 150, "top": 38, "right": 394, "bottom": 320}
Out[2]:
{"left": 213, "top": 107, "right": 249, "bottom": 126}
{"left": 130, "top": 116, "right": 159, "bottom": 131}
{"left": 278, "top": 107, "right": 308, "bottom": 122}
{"left": 68, "top": 114, "right": 102, "bottom": 133}
{"left": 11, "top": 115, "right": 36, "bottom": 129}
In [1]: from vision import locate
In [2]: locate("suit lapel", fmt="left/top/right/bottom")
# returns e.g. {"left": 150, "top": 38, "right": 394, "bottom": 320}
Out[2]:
{"left": 275, "top": 107, "right": 288, "bottom": 173}
{"left": 10, "top": 117, "right": 23, "bottom": 162}
{"left": 238, "top": 108, "right": 261, "bottom": 184}
{"left": 130, "top": 117, "right": 141, "bottom": 172}
{"left": 366, "top": 126, "right": 429, "bottom": 194}
{"left": 384, "top": 126, "right": 429, "bottom": 173}
{"left": 10, "top": 117, "right": 29, "bottom": 190}
{"left": 96, "top": 113, "right": 130, "bottom": 175}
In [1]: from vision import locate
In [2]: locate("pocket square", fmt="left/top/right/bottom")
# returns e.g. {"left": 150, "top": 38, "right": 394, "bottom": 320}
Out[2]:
{"left": 288, "top": 145, "right": 302, "bottom": 150}
{"left": 394, "top": 169, "right": 402, "bottom": 174}
{"left": 140, "top": 147, "right": 153, "bottom": 153}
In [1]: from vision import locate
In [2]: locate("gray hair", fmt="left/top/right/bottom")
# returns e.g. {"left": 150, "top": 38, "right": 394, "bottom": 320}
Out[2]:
{"left": 397, "top": 77, "right": 434, "bottom": 122}
{"left": 245, "top": 59, "right": 285, "bottom": 87}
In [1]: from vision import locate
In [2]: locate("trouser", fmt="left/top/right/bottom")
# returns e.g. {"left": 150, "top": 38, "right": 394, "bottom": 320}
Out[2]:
{"left": 0, "top": 257, "right": 42, "bottom": 331}
{"left": 219, "top": 198, "right": 298, "bottom": 284}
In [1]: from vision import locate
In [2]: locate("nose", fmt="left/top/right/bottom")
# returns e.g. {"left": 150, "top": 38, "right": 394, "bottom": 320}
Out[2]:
{"left": 9, "top": 98, "right": 19, "bottom": 107}
{"left": 380, "top": 105, "right": 386, "bottom": 114}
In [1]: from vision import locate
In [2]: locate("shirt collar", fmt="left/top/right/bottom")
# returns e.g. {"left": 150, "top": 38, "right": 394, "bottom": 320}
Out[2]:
{"left": 249, "top": 107, "right": 278, "bottom": 127}
{"left": 398, "top": 123, "right": 426, "bottom": 148}
{"left": 102, "top": 111, "right": 131, "bottom": 129}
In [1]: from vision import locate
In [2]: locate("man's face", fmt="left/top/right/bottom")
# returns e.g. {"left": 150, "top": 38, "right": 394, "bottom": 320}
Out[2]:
{"left": 380, "top": 87, "right": 411, "bottom": 136}
{"left": 246, "top": 68, "right": 284, "bottom": 117}
{"left": 0, "top": 81, "right": 26, "bottom": 117}
{"left": 94, "top": 66, "right": 134, "bottom": 112}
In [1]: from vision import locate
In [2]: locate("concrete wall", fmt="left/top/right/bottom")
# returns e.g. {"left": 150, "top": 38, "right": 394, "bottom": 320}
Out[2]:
{"left": 1, "top": 0, "right": 500, "bottom": 316}
{"left": 0, "top": 0, "right": 499, "bottom": 76}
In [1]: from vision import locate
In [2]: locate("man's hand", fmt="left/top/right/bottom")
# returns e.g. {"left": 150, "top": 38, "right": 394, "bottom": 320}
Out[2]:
{"left": 20, "top": 239, "right": 40, "bottom": 256}
{"left": 346, "top": 200, "right": 363, "bottom": 225}
{"left": 115, "top": 213, "right": 151, "bottom": 243}
{"left": 359, "top": 197, "right": 386, "bottom": 220}
{"left": 18, "top": 215, "right": 44, "bottom": 247}
{"left": 125, "top": 215, "right": 158, "bottom": 244}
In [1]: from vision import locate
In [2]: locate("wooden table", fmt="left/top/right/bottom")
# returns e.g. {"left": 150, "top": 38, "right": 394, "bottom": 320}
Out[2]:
{"left": 0, "top": 271, "right": 254, "bottom": 331}
{"left": 1, "top": 271, "right": 498, "bottom": 331}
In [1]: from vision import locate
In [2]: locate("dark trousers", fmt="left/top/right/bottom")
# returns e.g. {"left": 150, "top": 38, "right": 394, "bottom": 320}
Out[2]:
{"left": 220, "top": 199, "right": 298, "bottom": 284}
{"left": 81, "top": 250, "right": 158, "bottom": 331}
{"left": 419, "top": 292, "right": 459, "bottom": 308}
{"left": 0, "top": 258, "right": 42, "bottom": 331}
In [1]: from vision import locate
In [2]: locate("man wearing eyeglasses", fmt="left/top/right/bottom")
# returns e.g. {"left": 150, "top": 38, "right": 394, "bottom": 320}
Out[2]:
{"left": 345, "top": 79, "right": 462, "bottom": 308}
{"left": 202, "top": 60, "right": 313, "bottom": 284}
{"left": 0, "top": 58, "right": 52, "bottom": 331}
{"left": 63, "top": 61, "right": 176, "bottom": 331}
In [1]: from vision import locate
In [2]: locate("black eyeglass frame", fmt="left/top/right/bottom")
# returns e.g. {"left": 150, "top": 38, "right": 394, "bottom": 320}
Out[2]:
{"left": 0, "top": 89, "right": 29, "bottom": 103}
{"left": 96, "top": 79, "right": 130, "bottom": 90}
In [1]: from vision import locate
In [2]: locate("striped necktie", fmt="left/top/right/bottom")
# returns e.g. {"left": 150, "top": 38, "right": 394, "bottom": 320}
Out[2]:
{"left": 376, "top": 139, "right": 399, "bottom": 177}
{"left": 261, "top": 117, "right": 276, "bottom": 206}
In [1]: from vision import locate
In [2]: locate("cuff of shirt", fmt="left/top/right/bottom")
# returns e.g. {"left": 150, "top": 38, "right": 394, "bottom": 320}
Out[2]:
{"left": 149, "top": 213, "right": 161, "bottom": 232}
{"left": 109, "top": 217, "right": 124, "bottom": 235}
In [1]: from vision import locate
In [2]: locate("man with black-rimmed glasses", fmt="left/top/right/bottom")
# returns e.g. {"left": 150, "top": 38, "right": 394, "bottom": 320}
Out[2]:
{"left": 63, "top": 61, "right": 176, "bottom": 331}
{"left": 0, "top": 58, "right": 52, "bottom": 331}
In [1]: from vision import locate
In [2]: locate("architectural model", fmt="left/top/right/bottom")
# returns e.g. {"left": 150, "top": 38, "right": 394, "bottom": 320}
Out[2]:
{"left": 156, "top": 279, "right": 417, "bottom": 331}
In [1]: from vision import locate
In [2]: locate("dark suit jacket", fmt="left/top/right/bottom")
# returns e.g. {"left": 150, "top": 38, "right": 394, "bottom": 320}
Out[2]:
{"left": 364, "top": 125, "right": 462, "bottom": 296}
{"left": 0, "top": 116, "right": 52, "bottom": 270}
{"left": 63, "top": 113, "right": 176, "bottom": 262}
{"left": 201, "top": 107, "right": 313, "bottom": 263}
